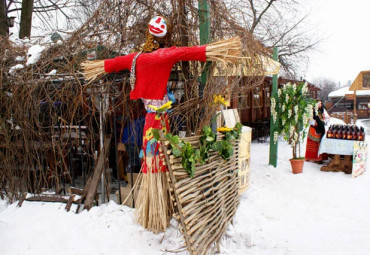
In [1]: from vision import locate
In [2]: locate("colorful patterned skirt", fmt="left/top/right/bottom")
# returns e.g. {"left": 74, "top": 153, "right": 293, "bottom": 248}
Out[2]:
{"left": 141, "top": 112, "right": 169, "bottom": 173}
{"left": 305, "top": 126, "right": 328, "bottom": 161}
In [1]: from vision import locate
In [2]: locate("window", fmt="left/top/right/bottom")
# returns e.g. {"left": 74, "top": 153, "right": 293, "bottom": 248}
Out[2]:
{"left": 358, "top": 103, "right": 368, "bottom": 110}
{"left": 363, "top": 73, "right": 370, "bottom": 88}
{"left": 253, "top": 87, "right": 263, "bottom": 108}
{"left": 265, "top": 87, "right": 270, "bottom": 106}
{"left": 238, "top": 95, "right": 250, "bottom": 109}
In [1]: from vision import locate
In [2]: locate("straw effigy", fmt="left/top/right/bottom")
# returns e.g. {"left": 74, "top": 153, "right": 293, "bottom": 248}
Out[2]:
{"left": 80, "top": 36, "right": 244, "bottom": 234}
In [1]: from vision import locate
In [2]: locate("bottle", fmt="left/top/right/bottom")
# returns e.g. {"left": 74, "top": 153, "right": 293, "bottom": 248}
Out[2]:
{"left": 352, "top": 125, "right": 357, "bottom": 140}
{"left": 346, "top": 126, "right": 352, "bottom": 140}
{"left": 342, "top": 126, "right": 347, "bottom": 140}
{"left": 327, "top": 125, "right": 333, "bottom": 138}
{"left": 357, "top": 127, "right": 365, "bottom": 141}
{"left": 333, "top": 125, "right": 338, "bottom": 139}
{"left": 337, "top": 125, "right": 343, "bottom": 139}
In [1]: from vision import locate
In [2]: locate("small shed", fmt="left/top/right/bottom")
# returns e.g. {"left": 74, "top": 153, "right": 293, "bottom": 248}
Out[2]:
{"left": 328, "top": 71, "right": 370, "bottom": 119}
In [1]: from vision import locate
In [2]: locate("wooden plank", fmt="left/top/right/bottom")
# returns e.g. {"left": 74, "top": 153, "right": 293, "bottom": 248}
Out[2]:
{"left": 25, "top": 195, "right": 68, "bottom": 203}
{"left": 17, "top": 193, "right": 27, "bottom": 207}
{"left": 69, "top": 187, "right": 85, "bottom": 196}
{"left": 83, "top": 137, "right": 111, "bottom": 211}
{"left": 65, "top": 195, "right": 76, "bottom": 212}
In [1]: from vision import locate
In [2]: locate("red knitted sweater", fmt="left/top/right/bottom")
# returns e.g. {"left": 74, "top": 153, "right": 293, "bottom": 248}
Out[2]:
{"left": 104, "top": 45, "right": 207, "bottom": 100}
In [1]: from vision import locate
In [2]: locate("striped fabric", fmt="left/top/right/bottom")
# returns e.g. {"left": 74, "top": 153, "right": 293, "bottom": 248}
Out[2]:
{"left": 305, "top": 126, "right": 328, "bottom": 161}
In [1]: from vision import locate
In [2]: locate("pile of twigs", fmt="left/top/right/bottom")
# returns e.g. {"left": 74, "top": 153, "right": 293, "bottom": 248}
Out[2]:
{"left": 0, "top": 0, "right": 266, "bottom": 202}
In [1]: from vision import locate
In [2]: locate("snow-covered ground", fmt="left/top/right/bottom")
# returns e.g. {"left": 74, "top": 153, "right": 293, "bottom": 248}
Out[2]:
{"left": 1, "top": 119, "right": 369, "bottom": 255}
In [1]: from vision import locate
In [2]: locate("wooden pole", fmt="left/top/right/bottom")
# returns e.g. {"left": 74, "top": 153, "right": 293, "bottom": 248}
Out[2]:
{"left": 269, "top": 47, "right": 279, "bottom": 167}
{"left": 178, "top": 0, "right": 192, "bottom": 135}
{"left": 83, "top": 137, "right": 111, "bottom": 211}
{"left": 354, "top": 90, "right": 357, "bottom": 116}
{"left": 198, "top": 0, "right": 211, "bottom": 98}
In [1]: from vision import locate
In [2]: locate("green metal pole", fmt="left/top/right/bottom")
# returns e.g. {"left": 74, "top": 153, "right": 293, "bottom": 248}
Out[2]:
{"left": 198, "top": 0, "right": 211, "bottom": 97}
{"left": 269, "top": 47, "right": 279, "bottom": 167}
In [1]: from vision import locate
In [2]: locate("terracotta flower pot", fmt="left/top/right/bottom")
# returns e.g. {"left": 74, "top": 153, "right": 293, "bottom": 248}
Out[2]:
{"left": 289, "top": 158, "right": 304, "bottom": 174}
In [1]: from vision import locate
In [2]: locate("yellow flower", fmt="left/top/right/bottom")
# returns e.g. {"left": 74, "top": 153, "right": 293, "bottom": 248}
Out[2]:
{"left": 217, "top": 127, "right": 233, "bottom": 133}
{"left": 213, "top": 94, "right": 228, "bottom": 106}
{"left": 148, "top": 101, "right": 173, "bottom": 113}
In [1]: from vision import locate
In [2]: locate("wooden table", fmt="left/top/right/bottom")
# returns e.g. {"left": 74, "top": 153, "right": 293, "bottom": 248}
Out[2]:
{"left": 318, "top": 137, "right": 365, "bottom": 174}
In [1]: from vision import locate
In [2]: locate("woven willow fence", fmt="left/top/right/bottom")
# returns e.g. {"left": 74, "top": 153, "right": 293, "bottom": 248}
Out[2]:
{"left": 160, "top": 134, "right": 240, "bottom": 255}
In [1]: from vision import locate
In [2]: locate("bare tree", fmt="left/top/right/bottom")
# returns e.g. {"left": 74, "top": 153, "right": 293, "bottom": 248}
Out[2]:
{"left": 7, "top": 0, "right": 83, "bottom": 38}
{"left": 19, "top": 0, "right": 33, "bottom": 38}
{"left": 0, "top": 0, "right": 8, "bottom": 36}
{"left": 212, "top": 0, "right": 321, "bottom": 77}
{"left": 312, "top": 77, "right": 338, "bottom": 103}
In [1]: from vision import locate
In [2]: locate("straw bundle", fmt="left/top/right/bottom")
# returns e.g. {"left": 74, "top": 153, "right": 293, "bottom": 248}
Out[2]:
{"left": 205, "top": 37, "right": 243, "bottom": 64}
{"left": 134, "top": 156, "right": 173, "bottom": 233}
{"left": 81, "top": 60, "right": 106, "bottom": 82}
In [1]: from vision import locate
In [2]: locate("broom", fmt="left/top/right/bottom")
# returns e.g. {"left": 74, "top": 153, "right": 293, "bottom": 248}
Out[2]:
{"left": 81, "top": 37, "right": 243, "bottom": 82}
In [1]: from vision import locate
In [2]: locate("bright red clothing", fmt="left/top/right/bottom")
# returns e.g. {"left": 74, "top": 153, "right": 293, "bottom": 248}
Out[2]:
{"left": 305, "top": 126, "right": 328, "bottom": 161}
{"left": 104, "top": 46, "right": 207, "bottom": 100}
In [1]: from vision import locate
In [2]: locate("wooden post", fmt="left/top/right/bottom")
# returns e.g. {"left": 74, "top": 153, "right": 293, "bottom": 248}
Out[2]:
{"left": 198, "top": 0, "right": 211, "bottom": 98}
{"left": 83, "top": 137, "right": 111, "bottom": 211}
{"left": 354, "top": 90, "right": 357, "bottom": 116}
{"left": 269, "top": 47, "right": 279, "bottom": 167}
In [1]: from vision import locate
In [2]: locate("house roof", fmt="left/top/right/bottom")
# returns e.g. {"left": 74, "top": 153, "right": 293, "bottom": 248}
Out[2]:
{"left": 349, "top": 70, "right": 370, "bottom": 91}
{"left": 329, "top": 86, "right": 370, "bottom": 98}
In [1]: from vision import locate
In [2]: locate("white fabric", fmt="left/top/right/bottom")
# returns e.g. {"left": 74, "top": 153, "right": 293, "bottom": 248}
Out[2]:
{"left": 318, "top": 136, "right": 355, "bottom": 156}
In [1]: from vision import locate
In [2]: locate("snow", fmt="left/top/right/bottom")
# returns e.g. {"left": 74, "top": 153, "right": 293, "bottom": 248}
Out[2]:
{"left": 9, "top": 64, "right": 24, "bottom": 74}
{"left": 0, "top": 120, "right": 369, "bottom": 255}
{"left": 329, "top": 86, "right": 370, "bottom": 98}
{"left": 15, "top": 56, "right": 25, "bottom": 62}
{"left": 26, "top": 45, "right": 45, "bottom": 66}
{"left": 47, "top": 69, "right": 58, "bottom": 75}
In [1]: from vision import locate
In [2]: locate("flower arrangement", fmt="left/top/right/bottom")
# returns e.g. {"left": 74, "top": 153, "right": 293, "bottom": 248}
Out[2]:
{"left": 272, "top": 82, "right": 315, "bottom": 159}
{"left": 213, "top": 94, "right": 229, "bottom": 107}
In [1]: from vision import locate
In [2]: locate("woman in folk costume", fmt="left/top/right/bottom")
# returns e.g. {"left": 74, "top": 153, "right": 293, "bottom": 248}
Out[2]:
{"left": 83, "top": 16, "right": 242, "bottom": 233}
{"left": 305, "top": 100, "right": 330, "bottom": 163}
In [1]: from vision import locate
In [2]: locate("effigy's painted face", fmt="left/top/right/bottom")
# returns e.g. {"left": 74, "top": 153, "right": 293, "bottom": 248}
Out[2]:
{"left": 148, "top": 16, "right": 167, "bottom": 38}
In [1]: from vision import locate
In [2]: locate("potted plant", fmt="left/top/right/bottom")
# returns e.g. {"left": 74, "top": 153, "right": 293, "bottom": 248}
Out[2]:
{"left": 271, "top": 82, "right": 315, "bottom": 174}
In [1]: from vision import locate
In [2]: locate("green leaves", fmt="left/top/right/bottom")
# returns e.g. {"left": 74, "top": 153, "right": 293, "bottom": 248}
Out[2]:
{"left": 273, "top": 81, "right": 316, "bottom": 158}
{"left": 152, "top": 128, "right": 161, "bottom": 141}
{"left": 211, "top": 140, "right": 234, "bottom": 160}
{"left": 164, "top": 123, "right": 242, "bottom": 177}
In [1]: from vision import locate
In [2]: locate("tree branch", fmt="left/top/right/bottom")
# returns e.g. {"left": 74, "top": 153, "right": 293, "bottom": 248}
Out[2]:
{"left": 250, "top": 0, "right": 276, "bottom": 33}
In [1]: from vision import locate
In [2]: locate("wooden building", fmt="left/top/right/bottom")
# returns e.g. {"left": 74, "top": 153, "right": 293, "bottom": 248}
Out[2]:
{"left": 231, "top": 77, "right": 320, "bottom": 140}
{"left": 327, "top": 71, "right": 370, "bottom": 119}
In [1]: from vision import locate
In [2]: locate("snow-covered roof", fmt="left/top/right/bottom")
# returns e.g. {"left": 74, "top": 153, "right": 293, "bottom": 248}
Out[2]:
{"left": 328, "top": 86, "right": 370, "bottom": 98}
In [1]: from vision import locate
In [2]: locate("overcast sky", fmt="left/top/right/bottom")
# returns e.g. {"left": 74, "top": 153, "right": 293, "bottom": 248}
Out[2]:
{"left": 303, "top": 0, "right": 370, "bottom": 87}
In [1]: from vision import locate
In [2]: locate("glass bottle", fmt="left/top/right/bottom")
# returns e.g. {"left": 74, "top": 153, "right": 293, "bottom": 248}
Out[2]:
{"left": 346, "top": 126, "right": 352, "bottom": 140}
{"left": 342, "top": 126, "right": 347, "bottom": 139}
{"left": 337, "top": 125, "right": 343, "bottom": 139}
{"left": 333, "top": 125, "right": 338, "bottom": 139}
{"left": 327, "top": 125, "right": 333, "bottom": 138}
{"left": 357, "top": 127, "right": 365, "bottom": 141}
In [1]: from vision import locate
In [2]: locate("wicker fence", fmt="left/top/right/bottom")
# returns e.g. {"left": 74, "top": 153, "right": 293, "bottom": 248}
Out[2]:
{"left": 160, "top": 134, "right": 240, "bottom": 255}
